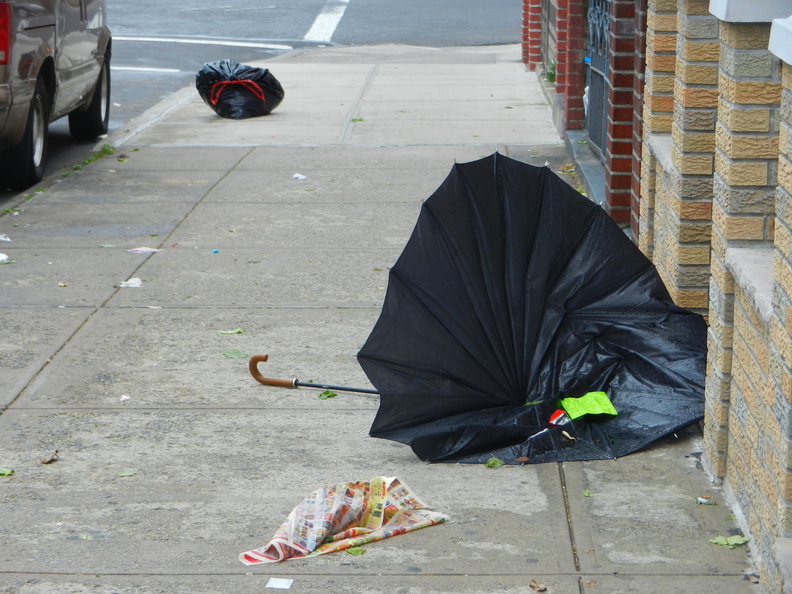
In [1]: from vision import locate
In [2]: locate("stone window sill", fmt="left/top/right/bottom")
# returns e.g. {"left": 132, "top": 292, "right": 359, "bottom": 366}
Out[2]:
{"left": 725, "top": 246, "right": 774, "bottom": 326}
{"left": 769, "top": 17, "right": 792, "bottom": 64}
{"left": 709, "top": 0, "right": 792, "bottom": 23}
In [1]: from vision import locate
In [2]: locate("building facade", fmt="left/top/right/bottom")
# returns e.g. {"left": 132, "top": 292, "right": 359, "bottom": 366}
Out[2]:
{"left": 523, "top": 1, "right": 792, "bottom": 591}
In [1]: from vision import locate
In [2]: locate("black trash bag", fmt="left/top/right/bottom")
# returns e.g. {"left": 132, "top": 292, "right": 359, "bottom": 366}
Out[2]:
{"left": 196, "top": 60, "right": 284, "bottom": 119}
{"left": 357, "top": 153, "right": 707, "bottom": 464}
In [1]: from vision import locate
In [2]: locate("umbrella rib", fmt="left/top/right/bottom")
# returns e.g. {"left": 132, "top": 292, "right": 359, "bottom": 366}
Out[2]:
{"left": 446, "top": 160, "right": 523, "bottom": 392}
{"left": 421, "top": 195, "right": 523, "bottom": 397}
{"left": 386, "top": 266, "right": 517, "bottom": 400}
{"left": 358, "top": 351, "right": 508, "bottom": 402}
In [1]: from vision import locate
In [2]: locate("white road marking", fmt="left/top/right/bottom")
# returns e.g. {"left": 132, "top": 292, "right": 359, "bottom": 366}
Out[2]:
{"left": 112, "top": 66, "right": 181, "bottom": 73}
{"left": 304, "top": 0, "right": 350, "bottom": 42}
{"left": 113, "top": 35, "right": 292, "bottom": 51}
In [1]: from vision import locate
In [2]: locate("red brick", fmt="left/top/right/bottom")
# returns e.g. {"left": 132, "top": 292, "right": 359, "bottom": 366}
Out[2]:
{"left": 612, "top": 37, "right": 636, "bottom": 53}
{"left": 608, "top": 189, "right": 633, "bottom": 207}
{"left": 612, "top": 73, "right": 634, "bottom": 89}
{"left": 612, "top": 1, "right": 636, "bottom": 19}
{"left": 606, "top": 171, "right": 634, "bottom": 190}
{"left": 611, "top": 54, "right": 635, "bottom": 71}
{"left": 609, "top": 88, "right": 634, "bottom": 106}
{"left": 608, "top": 121, "right": 634, "bottom": 140}
{"left": 610, "top": 156, "right": 635, "bottom": 173}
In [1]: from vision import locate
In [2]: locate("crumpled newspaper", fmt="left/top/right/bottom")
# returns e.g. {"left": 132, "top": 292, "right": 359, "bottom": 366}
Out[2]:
{"left": 240, "top": 476, "right": 448, "bottom": 564}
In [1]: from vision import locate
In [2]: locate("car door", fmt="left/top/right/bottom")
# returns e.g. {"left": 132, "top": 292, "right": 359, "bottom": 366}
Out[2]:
{"left": 53, "top": 0, "right": 99, "bottom": 117}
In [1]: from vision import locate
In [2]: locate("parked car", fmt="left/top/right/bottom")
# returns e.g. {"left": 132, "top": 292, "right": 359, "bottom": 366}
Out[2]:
{"left": 0, "top": 0, "right": 111, "bottom": 190}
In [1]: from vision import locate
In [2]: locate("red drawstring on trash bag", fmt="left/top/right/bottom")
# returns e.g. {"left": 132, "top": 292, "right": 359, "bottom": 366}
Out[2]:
{"left": 209, "top": 80, "right": 265, "bottom": 107}
{"left": 197, "top": 60, "right": 284, "bottom": 119}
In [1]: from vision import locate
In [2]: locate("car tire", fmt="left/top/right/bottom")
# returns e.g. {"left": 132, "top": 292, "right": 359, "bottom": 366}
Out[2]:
{"left": 69, "top": 59, "right": 111, "bottom": 141}
{"left": 1, "top": 77, "right": 50, "bottom": 191}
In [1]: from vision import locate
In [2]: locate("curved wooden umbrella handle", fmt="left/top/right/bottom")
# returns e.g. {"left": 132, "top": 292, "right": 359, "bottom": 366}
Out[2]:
{"left": 249, "top": 354, "right": 297, "bottom": 388}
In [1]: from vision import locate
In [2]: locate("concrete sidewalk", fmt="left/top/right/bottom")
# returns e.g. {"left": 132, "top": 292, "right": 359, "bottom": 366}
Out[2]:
{"left": 0, "top": 44, "right": 758, "bottom": 593}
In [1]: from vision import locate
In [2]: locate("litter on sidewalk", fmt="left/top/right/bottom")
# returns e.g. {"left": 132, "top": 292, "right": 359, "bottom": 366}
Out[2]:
{"left": 251, "top": 153, "right": 708, "bottom": 465}
{"left": 558, "top": 391, "right": 618, "bottom": 420}
{"left": 357, "top": 153, "right": 707, "bottom": 464}
{"left": 125, "top": 247, "right": 161, "bottom": 254}
{"left": 239, "top": 477, "right": 448, "bottom": 564}
{"left": 196, "top": 60, "right": 284, "bottom": 119}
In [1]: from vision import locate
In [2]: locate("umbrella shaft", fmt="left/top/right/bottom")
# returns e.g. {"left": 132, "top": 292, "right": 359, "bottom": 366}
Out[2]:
{"left": 295, "top": 381, "right": 378, "bottom": 395}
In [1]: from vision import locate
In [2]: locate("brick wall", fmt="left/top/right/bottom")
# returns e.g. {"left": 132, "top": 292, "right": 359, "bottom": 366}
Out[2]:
{"left": 630, "top": 0, "right": 649, "bottom": 240}
{"left": 522, "top": 0, "right": 542, "bottom": 69}
{"left": 763, "top": 57, "right": 792, "bottom": 593}
{"left": 522, "top": 0, "right": 583, "bottom": 132}
{"left": 643, "top": 0, "right": 678, "bottom": 134}
{"left": 603, "top": 0, "right": 638, "bottom": 224}
{"left": 639, "top": 0, "right": 679, "bottom": 258}
{"left": 700, "top": 13, "right": 792, "bottom": 593}
{"left": 639, "top": 0, "right": 718, "bottom": 313}
{"left": 554, "top": 0, "right": 586, "bottom": 131}
{"left": 704, "top": 19, "right": 781, "bottom": 488}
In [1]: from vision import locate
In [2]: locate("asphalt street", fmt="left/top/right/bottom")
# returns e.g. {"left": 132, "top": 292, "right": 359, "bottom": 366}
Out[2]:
{"left": 1, "top": 0, "right": 522, "bottom": 202}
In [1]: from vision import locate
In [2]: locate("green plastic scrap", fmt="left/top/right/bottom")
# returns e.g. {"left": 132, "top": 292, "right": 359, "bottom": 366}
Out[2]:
{"left": 559, "top": 391, "right": 617, "bottom": 420}
{"left": 346, "top": 546, "right": 366, "bottom": 556}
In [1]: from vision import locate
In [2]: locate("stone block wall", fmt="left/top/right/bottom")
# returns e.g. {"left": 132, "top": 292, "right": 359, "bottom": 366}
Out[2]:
{"left": 644, "top": 0, "right": 678, "bottom": 134}
{"left": 640, "top": 0, "right": 679, "bottom": 258}
{"left": 704, "top": 19, "right": 782, "bottom": 489}
{"left": 639, "top": 0, "right": 719, "bottom": 313}
{"left": 762, "top": 55, "right": 792, "bottom": 593}
{"left": 630, "top": 0, "right": 649, "bottom": 240}
{"left": 638, "top": 5, "right": 791, "bottom": 587}
{"left": 700, "top": 9, "right": 792, "bottom": 592}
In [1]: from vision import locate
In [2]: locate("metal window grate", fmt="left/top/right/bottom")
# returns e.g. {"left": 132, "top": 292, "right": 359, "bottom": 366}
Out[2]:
{"left": 584, "top": 0, "right": 611, "bottom": 161}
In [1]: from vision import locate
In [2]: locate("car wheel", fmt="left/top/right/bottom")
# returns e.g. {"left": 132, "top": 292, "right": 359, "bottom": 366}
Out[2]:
{"left": 69, "top": 59, "right": 111, "bottom": 141}
{"left": 1, "top": 77, "right": 50, "bottom": 191}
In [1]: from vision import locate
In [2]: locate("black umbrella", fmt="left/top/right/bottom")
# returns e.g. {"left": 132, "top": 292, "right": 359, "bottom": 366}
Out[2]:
{"left": 356, "top": 153, "right": 707, "bottom": 464}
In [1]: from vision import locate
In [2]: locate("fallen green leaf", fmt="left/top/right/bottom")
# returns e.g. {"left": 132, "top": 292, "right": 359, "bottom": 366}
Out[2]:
{"left": 583, "top": 489, "right": 593, "bottom": 497}
{"left": 217, "top": 328, "right": 245, "bottom": 335}
{"left": 709, "top": 535, "right": 749, "bottom": 549}
{"left": 0, "top": 468, "right": 14, "bottom": 476}
{"left": 117, "top": 471, "right": 135, "bottom": 478}
{"left": 98, "top": 244, "right": 115, "bottom": 248}
{"left": 485, "top": 457, "right": 505, "bottom": 468}
{"left": 318, "top": 390, "right": 338, "bottom": 400}
{"left": 222, "top": 349, "right": 250, "bottom": 358}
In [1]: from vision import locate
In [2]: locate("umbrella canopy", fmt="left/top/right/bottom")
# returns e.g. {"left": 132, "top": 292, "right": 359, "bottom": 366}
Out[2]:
{"left": 357, "top": 153, "right": 707, "bottom": 464}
